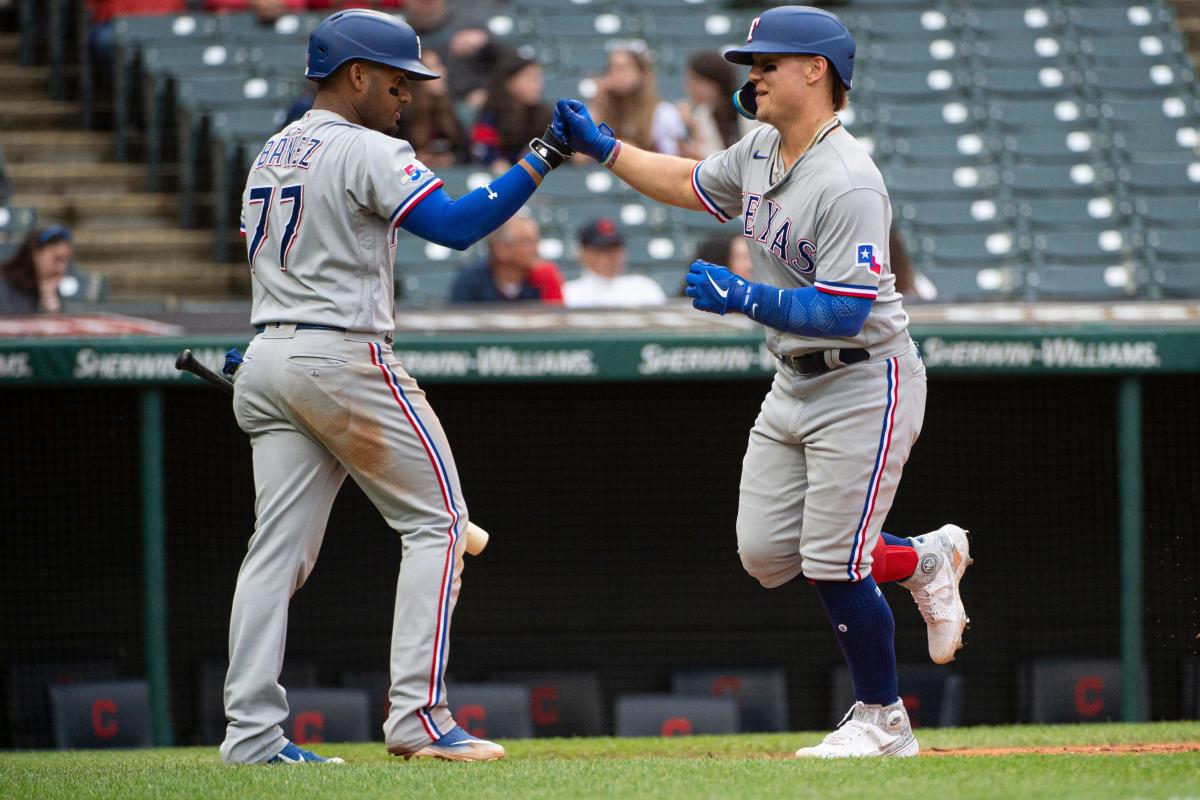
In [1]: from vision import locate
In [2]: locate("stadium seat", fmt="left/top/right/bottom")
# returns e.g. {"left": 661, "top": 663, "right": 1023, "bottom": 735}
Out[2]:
{"left": 443, "top": 683, "right": 534, "bottom": 740}
{"left": 1033, "top": 229, "right": 1131, "bottom": 264}
{"left": 1146, "top": 227, "right": 1200, "bottom": 261}
{"left": 209, "top": 108, "right": 289, "bottom": 260}
{"left": 671, "top": 668, "right": 789, "bottom": 733}
{"left": 1097, "top": 95, "right": 1200, "bottom": 131}
{"left": 919, "top": 264, "right": 1022, "bottom": 302}
{"left": 959, "top": 6, "right": 1063, "bottom": 36}
{"left": 139, "top": 42, "right": 253, "bottom": 190}
{"left": 217, "top": 11, "right": 324, "bottom": 44}
{"left": 5, "top": 660, "right": 119, "bottom": 748}
{"left": 855, "top": 8, "right": 954, "bottom": 40}
{"left": 1117, "top": 161, "right": 1200, "bottom": 194}
{"left": 1075, "top": 30, "right": 1190, "bottom": 68}
{"left": 642, "top": 9, "right": 751, "bottom": 41}
{"left": 880, "top": 132, "right": 990, "bottom": 166}
{"left": 857, "top": 66, "right": 966, "bottom": 103}
{"left": 917, "top": 230, "right": 1022, "bottom": 269}
{"left": 1133, "top": 195, "right": 1200, "bottom": 228}
{"left": 1063, "top": 3, "right": 1175, "bottom": 37}
{"left": 248, "top": 42, "right": 310, "bottom": 77}
{"left": 868, "top": 99, "right": 984, "bottom": 134}
{"left": 969, "top": 33, "right": 1073, "bottom": 68}
{"left": 971, "top": 65, "right": 1082, "bottom": 99}
{"left": 986, "top": 97, "right": 1090, "bottom": 132}
{"left": 1027, "top": 264, "right": 1138, "bottom": 301}
{"left": 49, "top": 681, "right": 152, "bottom": 749}
{"left": 1000, "top": 129, "right": 1104, "bottom": 165}
{"left": 1110, "top": 126, "right": 1200, "bottom": 164}
{"left": 1083, "top": 64, "right": 1195, "bottom": 98}
{"left": 490, "top": 671, "right": 606, "bottom": 737}
{"left": 860, "top": 37, "right": 961, "bottom": 70}
{"left": 175, "top": 74, "right": 303, "bottom": 228}
{"left": 883, "top": 165, "right": 998, "bottom": 199}
{"left": 895, "top": 198, "right": 1010, "bottom": 233}
{"left": 1002, "top": 163, "right": 1109, "bottom": 196}
{"left": 0, "top": 205, "right": 38, "bottom": 242}
{"left": 614, "top": 694, "right": 739, "bottom": 736}
{"left": 283, "top": 689, "right": 372, "bottom": 745}
{"left": 1149, "top": 265, "right": 1200, "bottom": 298}
{"left": 1017, "top": 195, "right": 1126, "bottom": 231}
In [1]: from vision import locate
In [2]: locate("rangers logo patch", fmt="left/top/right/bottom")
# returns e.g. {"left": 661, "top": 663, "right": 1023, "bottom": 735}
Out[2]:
{"left": 856, "top": 243, "right": 882, "bottom": 275}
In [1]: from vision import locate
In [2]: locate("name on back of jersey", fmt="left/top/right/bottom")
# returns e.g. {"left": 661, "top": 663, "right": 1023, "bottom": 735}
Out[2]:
{"left": 254, "top": 129, "right": 324, "bottom": 171}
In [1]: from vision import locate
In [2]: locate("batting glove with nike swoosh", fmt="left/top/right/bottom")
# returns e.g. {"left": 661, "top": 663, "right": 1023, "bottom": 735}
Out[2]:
{"left": 685, "top": 260, "right": 749, "bottom": 316}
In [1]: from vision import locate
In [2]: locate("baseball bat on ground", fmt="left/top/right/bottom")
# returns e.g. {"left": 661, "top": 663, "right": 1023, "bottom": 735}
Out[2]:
{"left": 175, "top": 349, "right": 233, "bottom": 396}
{"left": 173, "top": 346, "right": 491, "bottom": 556}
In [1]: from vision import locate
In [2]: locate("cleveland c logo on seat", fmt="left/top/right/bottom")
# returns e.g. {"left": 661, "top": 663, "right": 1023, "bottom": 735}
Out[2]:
{"left": 747, "top": 17, "right": 761, "bottom": 42}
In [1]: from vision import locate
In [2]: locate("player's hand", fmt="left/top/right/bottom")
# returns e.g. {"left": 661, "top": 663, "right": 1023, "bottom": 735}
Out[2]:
{"left": 554, "top": 99, "right": 616, "bottom": 163}
{"left": 685, "top": 260, "right": 749, "bottom": 316}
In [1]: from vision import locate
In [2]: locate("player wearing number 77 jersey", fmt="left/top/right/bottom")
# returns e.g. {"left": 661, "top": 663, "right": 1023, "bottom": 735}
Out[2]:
{"left": 221, "top": 10, "right": 571, "bottom": 766}
{"left": 553, "top": 5, "right": 972, "bottom": 758}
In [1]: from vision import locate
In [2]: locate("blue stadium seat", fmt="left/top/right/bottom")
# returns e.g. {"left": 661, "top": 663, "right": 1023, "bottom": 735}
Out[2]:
{"left": 1027, "top": 265, "right": 1138, "bottom": 300}
{"left": 971, "top": 65, "right": 1082, "bottom": 99}
{"left": 1118, "top": 161, "right": 1200, "bottom": 194}
{"left": 1146, "top": 228, "right": 1200, "bottom": 261}
{"left": 858, "top": 66, "right": 967, "bottom": 103}
{"left": 1148, "top": 265, "right": 1200, "bottom": 297}
{"left": 0, "top": 205, "right": 38, "bottom": 242}
{"left": 1110, "top": 126, "right": 1200, "bottom": 164}
{"left": 1017, "top": 195, "right": 1127, "bottom": 231}
{"left": 855, "top": 8, "right": 954, "bottom": 41}
{"left": 880, "top": 132, "right": 990, "bottom": 166}
{"left": 1063, "top": 3, "right": 1176, "bottom": 37}
{"left": 919, "top": 264, "right": 1021, "bottom": 302}
{"left": 999, "top": 130, "right": 1105, "bottom": 165}
{"left": 869, "top": 99, "right": 983, "bottom": 134}
{"left": 894, "top": 198, "right": 1010, "bottom": 233}
{"left": 1133, "top": 195, "right": 1200, "bottom": 228}
{"left": 218, "top": 11, "right": 324, "bottom": 43}
{"left": 1002, "top": 163, "right": 1110, "bottom": 197}
{"left": 1084, "top": 64, "right": 1195, "bottom": 98}
{"left": 1075, "top": 30, "right": 1190, "bottom": 68}
{"left": 959, "top": 6, "right": 1062, "bottom": 36}
{"left": 248, "top": 42, "right": 309, "bottom": 77}
{"left": 862, "top": 37, "right": 961, "bottom": 70}
{"left": 917, "top": 231, "right": 1022, "bottom": 269}
{"left": 1097, "top": 95, "right": 1200, "bottom": 131}
{"left": 986, "top": 97, "right": 1090, "bottom": 132}
{"left": 968, "top": 33, "right": 1073, "bottom": 68}
{"left": 884, "top": 165, "right": 998, "bottom": 199}
{"left": 1033, "top": 229, "right": 1131, "bottom": 264}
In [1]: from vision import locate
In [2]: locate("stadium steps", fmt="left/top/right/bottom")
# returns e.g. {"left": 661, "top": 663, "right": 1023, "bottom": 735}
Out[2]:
{"left": 1174, "top": 0, "right": 1200, "bottom": 60}
{"left": 1, "top": 129, "right": 131, "bottom": 163}
{"left": 0, "top": 63, "right": 54, "bottom": 99}
{"left": 7, "top": 162, "right": 179, "bottom": 194}
{"left": 98, "top": 259, "right": 249, "bottom": 298}
{"left": 0, "top": 99, "right": 82, "bottom": 130}
{"left": 10, "top": 191, "right": 192, "bottom": 230}
{"left": 69, "top": 228, "right": 218, "bottom": 262}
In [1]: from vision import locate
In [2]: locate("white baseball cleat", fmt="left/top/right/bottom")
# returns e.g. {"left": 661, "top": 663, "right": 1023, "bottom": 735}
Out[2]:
{"left": 395, "top": 726, "right": 506, "bottom": 762}
{"left": 902, "top": 524, "right": 972, "bottom": 665}
{"left": 794, "top": 700, "right": 919, "bottom": 758}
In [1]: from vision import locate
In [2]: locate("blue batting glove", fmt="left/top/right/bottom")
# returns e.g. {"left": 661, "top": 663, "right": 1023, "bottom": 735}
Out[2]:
{"left": 684, "top": 260, "right": 750, "bottom": 316}
{"left": 555, "top": 99, "right": 616, "bottom": 163}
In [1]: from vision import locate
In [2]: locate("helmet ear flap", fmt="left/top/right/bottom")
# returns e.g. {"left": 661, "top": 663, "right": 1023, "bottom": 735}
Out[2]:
{"left": 732, "top": 81, "right": 757, "bottom": 120}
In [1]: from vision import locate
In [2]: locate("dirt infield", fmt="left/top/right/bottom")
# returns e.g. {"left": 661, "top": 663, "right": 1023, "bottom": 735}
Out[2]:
{"left": 923, "top": 742, "right": 1200, "bottom": 756}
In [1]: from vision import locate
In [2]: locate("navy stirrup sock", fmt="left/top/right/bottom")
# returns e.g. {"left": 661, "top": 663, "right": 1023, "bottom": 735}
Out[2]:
{"left": 881, "top": 532, "right": 912, "bottom": 548}
{"left": 814, "top": 576, "right": 899, "bottom": 706}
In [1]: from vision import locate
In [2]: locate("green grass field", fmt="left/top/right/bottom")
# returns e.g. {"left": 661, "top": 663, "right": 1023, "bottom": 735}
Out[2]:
{"left": 3, "top": 722, "right": 1198, "bottom": 800}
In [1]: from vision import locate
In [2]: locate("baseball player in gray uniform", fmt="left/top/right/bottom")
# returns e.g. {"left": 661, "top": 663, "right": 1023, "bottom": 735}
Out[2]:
{"left": 555, "top": 5, "right": 971, "bottom": 757}
{"left": 221, "top": 10, "right": 571, "bottom": 765}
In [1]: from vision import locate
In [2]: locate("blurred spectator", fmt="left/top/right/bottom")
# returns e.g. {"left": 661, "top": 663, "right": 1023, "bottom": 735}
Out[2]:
{"left": 677, "top": 52, "right": 741, "bottom": 159}
{"left": 397, "top": 50, "right": 468, "bottom": 167}
{"left": 0, "top": 145, "right": 11, "bottom": 207}
{"left": 563, "top": 218, "right": 666, "bottom": 309}
{"left": 405, "top": 0, "right": 496, "bottom": 109}
{"left": 889, "top": 225, "right": 937, "bottom": 302}
{"left": 0, "top": 225, "right": 74, "bottom": 315}
{"left": 590, "top": 41, "right": 685, "bottom": 156}
{"left": 85, "top": 1, "right": 186, "bottom": 77}
{"left": 471, "top": 50, "right": 553, "bottom": 171}
{"left": 203, "top": 0, "right": 306, "bottom": 19}
{"left": 449, "top": 215, "right": 564, "bottom": 304}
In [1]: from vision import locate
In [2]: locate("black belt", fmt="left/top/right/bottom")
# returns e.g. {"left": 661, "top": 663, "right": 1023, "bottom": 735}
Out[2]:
{"left": 777, "top": 348, "right": 870, "bottom": 375}
{"left": 254, "top": 323, "right": 347, "bottom": 334}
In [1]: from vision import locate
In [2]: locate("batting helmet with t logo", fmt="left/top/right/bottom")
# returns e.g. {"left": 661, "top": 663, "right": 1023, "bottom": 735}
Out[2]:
{"left": 723, "top": 5, "right": 855, "bottom": 89}
{"left": 305, "top": 9, "right": 440, "bottom": 81}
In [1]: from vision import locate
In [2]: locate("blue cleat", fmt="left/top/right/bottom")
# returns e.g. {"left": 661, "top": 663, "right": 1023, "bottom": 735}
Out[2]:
{"left": 267, "top": 740, "right": 345, "bottom": 764}
{"left": 398, "top": 726, "right": 506, "bottom": 762}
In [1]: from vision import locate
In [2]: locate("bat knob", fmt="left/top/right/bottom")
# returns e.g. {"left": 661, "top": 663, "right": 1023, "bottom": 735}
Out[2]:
{"left": 175, "top": 349, "right": 193, "bottom": 370}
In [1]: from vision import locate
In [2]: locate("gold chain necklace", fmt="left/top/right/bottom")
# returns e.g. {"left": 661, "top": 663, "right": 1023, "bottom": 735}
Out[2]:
{"left": 772, "top": 115, "right": 840, "bottom": 183}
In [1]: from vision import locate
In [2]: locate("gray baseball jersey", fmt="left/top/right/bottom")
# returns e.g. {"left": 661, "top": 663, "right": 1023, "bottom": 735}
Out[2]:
{"left": 222, "top": 109, "right": 475, "bottom": 763}
{"left": 692, "top": 117, "right": 926, "bottom": 583}
{"left": 693, "top": 118, "right": 910, "bottom": 360}
{"left": 241, "top": 109, "right": 443, "bottom": 333}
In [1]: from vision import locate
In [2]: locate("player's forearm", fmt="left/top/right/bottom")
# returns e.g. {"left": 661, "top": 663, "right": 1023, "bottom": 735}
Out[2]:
{"left": 608, "top": 143, "right": 705, "bottom": 212}
{"left": 743, "top": 284, "right": 872, "bottom": 338}
{"left": 400, "top": 157, "right": 541, "bottom": 250}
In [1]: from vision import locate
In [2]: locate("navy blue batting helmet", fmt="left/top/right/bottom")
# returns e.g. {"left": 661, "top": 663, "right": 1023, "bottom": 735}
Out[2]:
{"left": 723, "top": 6, "right": 855, "bottom": 89}
{"left": 305, "top": 9, "right": 440, "bottom": 81}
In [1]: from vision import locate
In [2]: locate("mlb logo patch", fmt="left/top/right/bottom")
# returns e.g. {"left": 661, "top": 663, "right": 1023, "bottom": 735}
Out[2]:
{"left": 856, "top": 243, "right": 882, "bottom": 275}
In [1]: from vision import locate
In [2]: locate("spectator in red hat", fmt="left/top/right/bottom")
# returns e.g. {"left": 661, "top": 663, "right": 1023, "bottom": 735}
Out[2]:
{"left": 562, "top": 218, "right": 667, "bottom": 309}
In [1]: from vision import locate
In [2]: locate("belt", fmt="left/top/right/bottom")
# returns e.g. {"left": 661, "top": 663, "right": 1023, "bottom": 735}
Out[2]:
{"left": 254, "top": 322, "right": 347, "bottom": 334}
{"left": 777, "top": 347, "right": 870, "bottom": 375}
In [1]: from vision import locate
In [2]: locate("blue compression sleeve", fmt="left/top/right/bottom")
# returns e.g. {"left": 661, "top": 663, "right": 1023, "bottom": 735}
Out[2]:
{"left": 399, "top": 155, "right": 542, "bottom": 250}
{"left": 740, "top": 283, "right": 873, "bottom": 338}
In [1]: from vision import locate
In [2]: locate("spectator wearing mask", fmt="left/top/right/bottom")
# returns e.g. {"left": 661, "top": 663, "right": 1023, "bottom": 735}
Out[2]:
{"left": 563, "top": 218, "right": 666, "bottom": 309}
{"left": 449, "top": 215, "right": 564, "bottom": 304}
{"left": 0, "top": 225, "right": 74, "bottom": 315}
